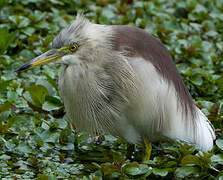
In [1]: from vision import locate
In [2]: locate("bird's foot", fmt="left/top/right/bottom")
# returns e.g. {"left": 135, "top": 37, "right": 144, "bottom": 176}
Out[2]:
{"left": 142, "top": 137, "right": 152, "bottom": 163}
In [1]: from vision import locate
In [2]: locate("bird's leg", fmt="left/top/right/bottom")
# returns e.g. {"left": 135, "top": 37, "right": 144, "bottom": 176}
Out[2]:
{"left": 142, "top": 137, "right": 152, "bottom": 163}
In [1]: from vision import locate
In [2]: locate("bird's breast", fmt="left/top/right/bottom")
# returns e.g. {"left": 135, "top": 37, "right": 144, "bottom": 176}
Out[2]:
{"left": 57, "top": 61, "right": 141, "bottom": 141}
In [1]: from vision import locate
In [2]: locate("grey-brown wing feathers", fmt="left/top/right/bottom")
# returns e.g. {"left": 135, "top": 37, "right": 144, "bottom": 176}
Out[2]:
{"left": 112, "top": 25, "right": 196, "bottom": 120}
{"left": 111, "top": 25, "right": 215, "bottom": 151}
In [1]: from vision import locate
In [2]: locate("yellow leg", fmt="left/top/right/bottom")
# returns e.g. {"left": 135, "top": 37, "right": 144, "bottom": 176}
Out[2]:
{"left": 142, "top": 137, "right": 152, "bottom": 163}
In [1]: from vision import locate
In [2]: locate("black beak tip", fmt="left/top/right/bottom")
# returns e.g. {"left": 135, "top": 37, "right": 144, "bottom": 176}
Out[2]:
{"left": 15, "top": 62, "right": 31, "bottom": 72}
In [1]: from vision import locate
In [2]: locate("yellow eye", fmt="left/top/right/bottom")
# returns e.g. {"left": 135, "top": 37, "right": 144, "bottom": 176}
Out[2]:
{"left": 69, "top": 43, "right": 78, "bottom": 52}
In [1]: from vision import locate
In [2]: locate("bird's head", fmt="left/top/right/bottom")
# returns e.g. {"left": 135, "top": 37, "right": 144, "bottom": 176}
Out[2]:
{"left": 16, "top": 14, "right": 113, "bottom": 72}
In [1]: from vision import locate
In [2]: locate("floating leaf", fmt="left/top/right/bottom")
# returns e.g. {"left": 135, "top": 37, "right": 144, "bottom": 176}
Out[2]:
{"left": 175, "top": 166, "right": 199, "bottom": 178}
{"left": 42, "top": 96, "right": 63, "bottom": 111}
{"left": 16, "top": 142, "right": 32, "bottom": 154}
{"left": 0, "top": 27, "right": 17, "bottom": 54}
{"left": 211, "top": 154, "right": 223, "bottom": 165}
{"left": 0, "top": 101, "right": 11, "bottom": 112}
{"left": 125, "top": 166, "right": 141, "bottom": 176}
{"left": 216, "top": 139, "right": 223, "bottom": 151}
{"left": 152, "top": 168, "right": 168, "bottom": 177}
{"left": 190, "top": 75, "right": 203, "bottom": 86}
{"left": 0, "top": 154, "right": 11, "bottom": 160}
{"left": 181, "top": 155, "right": 201, "bottom": 166}
{"left": 25, "top": 84, "right": 49, "bottom": 107}
{"left": 124, "top": 164, "right": 150, "bottom": 176}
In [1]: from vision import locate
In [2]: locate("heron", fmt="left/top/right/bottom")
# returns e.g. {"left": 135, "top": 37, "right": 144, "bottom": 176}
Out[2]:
{"left": 16, "top": 14, "right": 215, "bottom": 161}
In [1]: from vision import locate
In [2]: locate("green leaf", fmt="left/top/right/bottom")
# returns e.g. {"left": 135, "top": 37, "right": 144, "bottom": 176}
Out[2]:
{"left": 125, "top": 166, "right": 141, "bottom": 176}
{"left": 59, "top": 129, "right": 73, "bottom": 144}
{"left": 216, "top": 139, "right": 223, "bottom": 151}
{"left": 16, "top": 142, "right": 32, "bottom": 154}
{"left": 43, "top": 72, "right": 58, "bottom": 91}
{"left": 0, "top": 0, "right": 7, "bottom": 9}
{"left": 59, "top": 143, "right": 74, "bottom": 151}
{"left": 152, "top": 168, "right": 168, "bottom": 177}
{"left": 217, "top": 171, "right": 223, "bottom": 180}
{"left": 175, "top": 166, "right": 199, "bottom": 178}
{"left": 22, "top": 27, "right": 35, "bottom": 36}
{"left": 42, "top": 96, "right": 63, "bottom": 111}
{"left": 9, "top": 15, "right": 30, "bottom": 28}
{"left": 190, "top": 75, "right": 203, "bottom": 86}
{"left": 101, "top": 164, "right": 119, "bottom": 176}
{"left": 19, "top": 49, "right": 35, "bottom": 59}
{"left": 0, "top": 27, "right": 17, "bottom": 54}
{"left": 0, "top": 79, "right": 11, "bottom": 91}
{"left": 39, "top": 130, "right": 59, "bottom": 143}
{"left": 181, "top": 155, "right": 201, "bottom": 166}
{"left": 0, "top": 154, "right": 11, "bottom": 160}
{"left": 25, "top": 84, "right": 49, "bottom": 107}
{"left": 0, "top": 101, "right": 11, "bottom": 112}
{"left": 205, "top": 31, "right": 218, "bottom": 37}
{"left": 124, "top": 162, "right": 140, "bottom": 176}
{"left": 54, "top": 118, "right": 67, "bottom": 129}
{"left": 211, "top": 154, "right": 223, "bottom": 165}
{"left": 37, "top": 174, "right": 57, "bottom": 180}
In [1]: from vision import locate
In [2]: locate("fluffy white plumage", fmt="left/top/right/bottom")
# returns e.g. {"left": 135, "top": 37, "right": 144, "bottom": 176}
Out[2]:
{"left": 129, "top": 58, "right": 215, "bottom": 151}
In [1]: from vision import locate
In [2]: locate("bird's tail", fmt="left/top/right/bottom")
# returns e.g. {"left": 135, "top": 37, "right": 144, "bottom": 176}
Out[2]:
{"left": 192, "top": 108, "right": 215, "bottom": 152}
{"left": 163, "top": 107, "right": 215, "bottom": 152}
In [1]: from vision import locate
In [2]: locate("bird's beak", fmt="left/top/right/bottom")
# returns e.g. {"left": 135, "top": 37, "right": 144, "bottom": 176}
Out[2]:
{"left": 15, "top": 49, "right": 67, "bottom": 72}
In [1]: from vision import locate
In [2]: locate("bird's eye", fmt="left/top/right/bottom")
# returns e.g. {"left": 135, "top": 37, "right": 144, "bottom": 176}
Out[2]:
{"left": 69, "top": 43, "right": 78, "bottom": 52}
